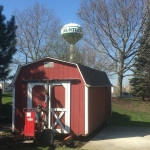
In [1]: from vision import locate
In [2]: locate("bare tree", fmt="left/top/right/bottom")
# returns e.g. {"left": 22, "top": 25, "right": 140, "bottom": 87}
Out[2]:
{"left": 14, "top": 3, "right": 61, "bottom": 63}
{"left": 78, "top": 43, "right": 115, "bottom": 76}
{"left": 78, "top": 0, "right": 149, "bottom": 97}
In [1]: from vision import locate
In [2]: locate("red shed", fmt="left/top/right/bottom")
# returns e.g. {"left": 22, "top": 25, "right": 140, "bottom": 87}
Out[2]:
{"left": 11, "top": 57, "right": 111, "bottom": 135}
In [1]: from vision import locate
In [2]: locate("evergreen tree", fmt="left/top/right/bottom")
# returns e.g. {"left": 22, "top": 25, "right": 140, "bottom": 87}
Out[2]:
{"left": 0, "top": 5, "right": 17, "bottom": 80}
{"left": 130, "top": 16, "right": 150, "bottom": 101}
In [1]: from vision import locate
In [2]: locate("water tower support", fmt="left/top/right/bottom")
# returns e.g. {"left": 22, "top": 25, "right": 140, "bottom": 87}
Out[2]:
{"left": 70, "top": 45, "right": 74, "bottom": 62}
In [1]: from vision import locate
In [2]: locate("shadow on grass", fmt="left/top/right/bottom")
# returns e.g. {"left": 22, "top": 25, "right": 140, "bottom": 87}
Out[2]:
{"left": 123, "top": 98, "right": 141, "bottom": 101}
{"left": 109, "top": 111, "right": 150, "bottom": 127}
{"left": 2, "top": 93, "right": 12, "bottom": 97}
{"left": 0, "top": 103, "right": 12, "bottom": 124}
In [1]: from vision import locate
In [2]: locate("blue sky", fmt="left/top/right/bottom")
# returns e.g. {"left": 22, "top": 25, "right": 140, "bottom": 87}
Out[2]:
{"left": 0, "top": 0, "right": 81, "bottom": 24}
{"left": 0, "top": 0, "right": 130, "bottom": 86}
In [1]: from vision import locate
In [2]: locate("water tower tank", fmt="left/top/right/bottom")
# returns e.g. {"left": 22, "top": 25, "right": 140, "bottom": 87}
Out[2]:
{"left": 61, "top": 23, "right": 83, "bottom": 61}
{"left": 61, "top": 23, "right": 83, "bottom": 45}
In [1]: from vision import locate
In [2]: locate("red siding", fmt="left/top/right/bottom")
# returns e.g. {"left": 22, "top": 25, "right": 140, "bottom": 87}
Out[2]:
{"left": 88, "top": 87, "right": 111, "bottom": 134}
{"left": 15, "top": 70, "right": 28, "bottom": 132}
{"left": 14, "top": 58, "right": 85, "bottom": 134}
{"left": 32, "top": 85, "right": 45, "bottom": 107}
{"left": 51, "top": 85, "right": 65, "bottom": 108}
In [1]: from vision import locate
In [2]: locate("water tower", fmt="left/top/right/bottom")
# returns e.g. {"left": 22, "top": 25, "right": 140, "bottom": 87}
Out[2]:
{"left": 61, "top": 23, "right": 83, "bottom": 61}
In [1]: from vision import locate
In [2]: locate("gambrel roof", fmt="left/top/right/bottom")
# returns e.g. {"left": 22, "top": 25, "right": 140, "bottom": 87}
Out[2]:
{"left": 11, "top": 57, "right": 111, "bottom": 87}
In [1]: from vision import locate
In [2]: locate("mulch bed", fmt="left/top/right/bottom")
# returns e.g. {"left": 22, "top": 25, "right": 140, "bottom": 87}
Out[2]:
{"left": 0, "top": 120, "right": 107, "bottom": 149}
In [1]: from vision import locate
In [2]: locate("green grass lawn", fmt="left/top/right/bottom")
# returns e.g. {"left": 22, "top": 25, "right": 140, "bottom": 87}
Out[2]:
{"left": 108, "top": 97, "right": 150, "bottom": 127}
{"left": 1, "top": 93, "right": 12, "bottom": 118}
{"left": 2, "top": 93, "right": 12, "bottom": 104}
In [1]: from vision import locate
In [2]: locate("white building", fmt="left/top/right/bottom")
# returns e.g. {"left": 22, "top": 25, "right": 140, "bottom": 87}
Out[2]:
{"left": 0, "top": 82, "right": 12, "bottom": 93}
{"left": 111, "top": 86, "right": 117, "bottom": 97}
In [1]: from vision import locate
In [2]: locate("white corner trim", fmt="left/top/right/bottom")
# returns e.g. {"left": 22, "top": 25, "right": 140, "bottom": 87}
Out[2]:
{"left": 12, "top": 87, "right": 15, "bottom": 132}
{"left": 85, "top": 86, "right": 88, "bottom": 134}
{"left": 65, "top": 82, "right": 71, "bottom": 133}
{"left": 111, "top": 87, "right": 112, "bottom": 116}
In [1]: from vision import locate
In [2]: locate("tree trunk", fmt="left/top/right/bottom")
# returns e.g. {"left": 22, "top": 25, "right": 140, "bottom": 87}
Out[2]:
{"left": 117, "top": 74, "right": 123, "bottom": 98}
{"left": 141, "top": 96, "right": 145, "bottom": 101}
{"left": 117, "top": 56, "right": 124, "bottom": 98}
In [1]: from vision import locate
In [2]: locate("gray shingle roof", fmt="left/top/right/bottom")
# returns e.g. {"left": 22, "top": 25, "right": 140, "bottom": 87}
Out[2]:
{"left": 77, "top": 64, "right": 111, "bottom": 86}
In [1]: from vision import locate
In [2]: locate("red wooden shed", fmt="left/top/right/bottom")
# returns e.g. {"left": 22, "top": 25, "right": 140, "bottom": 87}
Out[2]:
{"left": 11, "top": 57, "right": 112, "bottom": 135}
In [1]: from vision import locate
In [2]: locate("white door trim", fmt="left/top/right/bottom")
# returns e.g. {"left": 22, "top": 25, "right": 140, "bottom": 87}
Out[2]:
{"left": 27, "top": 83, "right": 46, "bottom": 108}
{"left": 49, "top": 81, "right": 70, "bottom": 133}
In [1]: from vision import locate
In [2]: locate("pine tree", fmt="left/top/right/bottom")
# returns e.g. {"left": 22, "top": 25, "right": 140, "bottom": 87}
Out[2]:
{"left": 130, "top": 15, "right": 150, "bottom": 101}
{"left": 0, "top": 6, "right": 17, "bottom": 116}
{"left": 0, "top": 5, "right": 17, "bottom": 80}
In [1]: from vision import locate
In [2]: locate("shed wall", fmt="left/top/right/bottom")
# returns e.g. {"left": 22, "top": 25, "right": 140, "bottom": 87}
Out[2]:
{"left": 15, "top": 73, "right": 27, "bottom": 132}
{"left": 88, "top": 86, "right": 111, "bottom": 134}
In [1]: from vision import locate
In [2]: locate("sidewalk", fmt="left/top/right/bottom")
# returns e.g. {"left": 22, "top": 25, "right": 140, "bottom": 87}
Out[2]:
{"left": 82, "top": 126, "right": 150, "bottom": 150}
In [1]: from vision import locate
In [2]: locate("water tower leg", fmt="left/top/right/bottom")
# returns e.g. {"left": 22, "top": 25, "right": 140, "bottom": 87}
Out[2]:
{"left": 70, "top": 45, "right": 74, "bottom": 62}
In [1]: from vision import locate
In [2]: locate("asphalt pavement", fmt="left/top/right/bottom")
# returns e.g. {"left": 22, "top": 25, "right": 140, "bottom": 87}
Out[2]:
{"left": 82, "top": 126, "right": 150, "bottom": 150}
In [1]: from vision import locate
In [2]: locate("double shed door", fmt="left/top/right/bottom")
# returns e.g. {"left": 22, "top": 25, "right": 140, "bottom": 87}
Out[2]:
{"left": 27, "top": 82, "right": 70, "bottom": 134}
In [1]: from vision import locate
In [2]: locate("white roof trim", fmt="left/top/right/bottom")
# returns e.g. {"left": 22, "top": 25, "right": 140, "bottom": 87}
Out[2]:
{"left": 76, "top": 64, "right": 86, "bottom": 85}
{"left": 85, "top": 84, "right": 112, "bottom": 87}
{"left": 19, "top": 57, "right": 76, "bottom": 67}
{"left": 11, "top": 66, "right": 21, "bottom": 86}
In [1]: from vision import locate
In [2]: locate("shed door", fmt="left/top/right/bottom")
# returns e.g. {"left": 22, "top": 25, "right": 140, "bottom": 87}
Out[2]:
{"left": 49, "top": 82, "right": 70, "bottom": 133}
{"left": 27, "top": 82, "right": 70, "bottom": 134}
